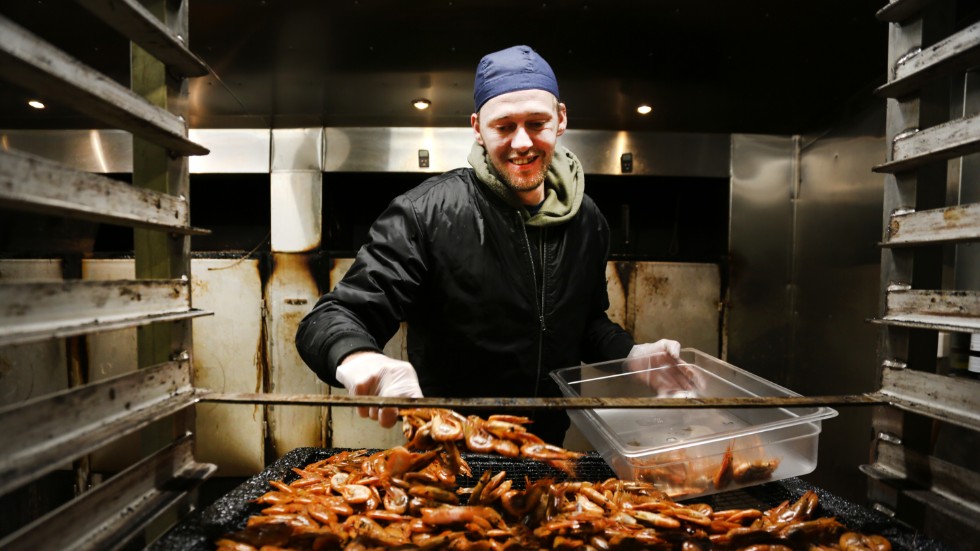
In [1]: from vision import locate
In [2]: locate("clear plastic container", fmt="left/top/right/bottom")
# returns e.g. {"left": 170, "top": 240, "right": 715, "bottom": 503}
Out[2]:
{"left": 550, "top": 348, "right": 838, "bottom": 500}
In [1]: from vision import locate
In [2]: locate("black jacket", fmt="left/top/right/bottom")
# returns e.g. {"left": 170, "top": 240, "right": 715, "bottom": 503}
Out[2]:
{"left": 295, "top": 167, "right": 634, "bottom": 442}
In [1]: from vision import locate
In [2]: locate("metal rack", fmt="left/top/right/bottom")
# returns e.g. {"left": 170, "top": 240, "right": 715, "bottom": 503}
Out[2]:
{"left": 869, "top": 0, "right": 980, "bottom": 543}
{"left": 0, "top": 1, "right": 214, "bottom": 548}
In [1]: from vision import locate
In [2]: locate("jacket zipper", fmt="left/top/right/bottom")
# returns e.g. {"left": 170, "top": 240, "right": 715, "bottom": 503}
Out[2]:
{"left": 518, "top": 213, "right": 546, "bottom": 396}
{"left": 536, "top": 228, "right": 547, "bottom": 396}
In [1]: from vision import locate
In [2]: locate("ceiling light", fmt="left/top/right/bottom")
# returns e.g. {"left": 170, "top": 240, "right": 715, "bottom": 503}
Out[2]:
{"left": 412, "top": 98, "right": 431, "bottom": 110}
{"left": 28, "top": 100, "right": 46, "bottom": 109}
{"left": 636, "top": 104, "right": 652, "bottom": 115}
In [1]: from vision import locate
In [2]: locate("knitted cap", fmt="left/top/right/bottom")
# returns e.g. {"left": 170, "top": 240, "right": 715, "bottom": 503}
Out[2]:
{"left": 473, "top": 45, "right": 560, "bottom": 112}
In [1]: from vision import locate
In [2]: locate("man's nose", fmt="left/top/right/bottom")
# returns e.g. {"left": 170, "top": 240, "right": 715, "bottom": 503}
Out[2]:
{"left": 511, "top": 126, "right": 533, "bottom": 150}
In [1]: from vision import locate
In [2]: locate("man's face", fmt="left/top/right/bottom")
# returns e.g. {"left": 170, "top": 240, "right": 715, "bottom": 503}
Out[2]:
{"left": 471, "top": 89, "right": 567, "bottom": 194}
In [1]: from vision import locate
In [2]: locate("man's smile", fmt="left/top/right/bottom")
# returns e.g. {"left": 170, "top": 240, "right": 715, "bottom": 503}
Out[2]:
{"left": 509, "top": 154, "right": 539, "bottom": 166}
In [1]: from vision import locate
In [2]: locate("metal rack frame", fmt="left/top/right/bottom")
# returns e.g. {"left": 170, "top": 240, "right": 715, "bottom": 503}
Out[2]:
{"left": 869, "top": 0, "right": 980, "bottom": 542}
{"left": 0, "top": 1, "right": 213, "bottom": 548}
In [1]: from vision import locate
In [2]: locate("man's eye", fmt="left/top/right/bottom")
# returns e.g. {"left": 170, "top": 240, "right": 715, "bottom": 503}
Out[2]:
{"left": 495, "top": 124, "right": 515, "bottom": 133}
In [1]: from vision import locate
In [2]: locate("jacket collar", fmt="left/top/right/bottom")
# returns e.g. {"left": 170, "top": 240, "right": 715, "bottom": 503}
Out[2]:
{"left": 467, "top": 141, "right": 584, "bottom": 227}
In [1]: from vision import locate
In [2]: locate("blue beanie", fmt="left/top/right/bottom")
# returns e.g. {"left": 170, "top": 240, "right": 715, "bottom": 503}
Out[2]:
{"left": 473, "top": 45, "right": 560, "bottom": 112}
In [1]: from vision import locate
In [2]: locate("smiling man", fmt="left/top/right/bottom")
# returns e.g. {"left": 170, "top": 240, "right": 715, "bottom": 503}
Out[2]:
{"left": 296, "top": 45, "right": 681, "bottom": 445}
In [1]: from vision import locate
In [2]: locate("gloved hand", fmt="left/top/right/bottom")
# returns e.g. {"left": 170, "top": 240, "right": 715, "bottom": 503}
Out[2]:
{"left": 335, "top": 351, "right": 423, "bottom": 428}
{"left": 626, "top": 339, "right": 702, "bottom": 397}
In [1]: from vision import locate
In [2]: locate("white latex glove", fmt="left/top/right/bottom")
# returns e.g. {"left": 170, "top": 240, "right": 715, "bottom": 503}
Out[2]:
{"left": 626, "top": 340, "right": 701, "bottom": 397}
{"left": 335, "top": 351, "right": 423, "bottom": 428}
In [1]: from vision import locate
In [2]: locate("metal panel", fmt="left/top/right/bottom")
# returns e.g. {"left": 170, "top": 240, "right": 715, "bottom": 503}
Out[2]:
{"left": 0, "top": 148, "right": 205, "bottom": 234}
{"left": 874, "top": 113, "right": 980, "bottom": 173}
{"left": 323, "top": 127, "right": 730, "bottom": 177}
{"left": 0, "top": 129, "right": 272, "bottom": 174}
{"left": 0, "top": 360, "right": 194, "bottom": 496}
{"left": 81, "top": 259, "right": 140, "bottom": 471}
{"left": 0, "top": 260, "right": 67, "bottom": 407}
{"left": 265, "top": 253, "right": 327, "bottom": 457}
{"left": 605, "top": 262, "right": 627, "bottom": 329}
{"left": 0, "top": 127, "right": 730, "bottom": 177}
{"left": 0, "top": 129, "right": 132, "bottom": 173}
{"left": 956, "top": 70, "right": 980, "bottom": 296}
{"left": 873, "top": 289, "right": 980, "bottom": 331}
{"left": 866, "top": 475, "right": 979, "bottom": 547}
{"left": 870, "top": 439, "right": 980, "bottom": 510}
{"left": 0, "top": 279, "right": 208, "bottom": 347}
{"left": 865, "top": 438, "right": 980, "bottom": 534}
{"left": 191, "top": 259, "right": 265, "bottom": 476}
{"left": 879, "top": 365, "right": 980, "bottom": 430}
{"left": 561, "top": 130, "right": 730, "bottom": 177}
{"left": 0, "top": 436, "right": 214, "bottom": 551}
{"left": 82, "top": 259, "right": 266, "bottom": 475}
{"left": 794, "top": 109, "right": 886, "bottom": 504}
{"left": 79, "top": 262, "right": 137, "bottom": 372}
{"left": 618, "top": 262, "right": 720, "bottom": 355}
{"left": 885, "top": 203, "right": 980, "bottom": 245}
{"left": 272, "top": 128, "right": 323, "bottom": 172}
{"left": 271, "top": 171, "right": 322, "bottom": 253}
{"left": 0, "top": 15, "right": 207, "bottom": 156}
{"left": 74, "top": 0, "right": 209, "bottom": 77}
{"left": 877, "top": 20, "right": 980, "bottom": 99}
{"left": 323, "top": 127, "right": 471, "bottom": 173}
{"left": 876, "top": 0, "right": 940, "bottom": 23}
{"left": 188, "top": 129, "right": 270, "bottom": 173}
{"left": 728, "top": 134, "right": 796, "bottom": 386}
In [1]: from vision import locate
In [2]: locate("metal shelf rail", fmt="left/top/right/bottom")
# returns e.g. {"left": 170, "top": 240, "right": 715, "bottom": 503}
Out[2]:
{"left": 0, "top": 0, "right": 213, "bottom": 548}
{"left": 870, "top": 0, "right": 980, "bottom": 544}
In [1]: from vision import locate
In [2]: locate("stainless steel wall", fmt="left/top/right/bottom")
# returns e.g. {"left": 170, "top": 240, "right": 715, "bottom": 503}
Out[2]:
{"left": 795, "top": 108, "right": 885, "bottom": 503}
{"left": 728, "top": 134, "right": 797, "bottom": 382}
{"left": 322, "top": 127, "right": 730, "bottom": 177}
{"left": 729, "top": 106, "right": 886, "bottom": 504}
{"left": 0, "top": 127, "right": 730, "bottom": 177}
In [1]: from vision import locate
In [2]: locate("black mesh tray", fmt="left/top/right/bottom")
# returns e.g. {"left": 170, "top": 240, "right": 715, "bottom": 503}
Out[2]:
{"left": 153, "top": 447, "right": 952, "bottom": 551}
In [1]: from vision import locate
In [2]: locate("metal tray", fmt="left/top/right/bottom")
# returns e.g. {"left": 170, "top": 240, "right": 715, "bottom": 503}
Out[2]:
{"left": 153, "top": 447, "right": 950, "bottom": 551}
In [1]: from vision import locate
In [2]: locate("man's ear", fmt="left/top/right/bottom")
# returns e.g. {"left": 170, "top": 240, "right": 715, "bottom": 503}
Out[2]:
{"left": 556, "top": 103, "right": 568, "bottom": 137}
{"left": 470, "top": 113, "right": 484, "bottom": 145}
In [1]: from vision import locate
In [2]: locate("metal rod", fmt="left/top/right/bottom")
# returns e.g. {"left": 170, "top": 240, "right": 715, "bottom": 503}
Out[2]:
{"left": 882, "top": 203, "right": 980, "bottom": 247}
{"left": 873, "top": 114, "right": 980, "bottom": 174}
{"left": 0, "top": 361, "right": 197, "bottom": 496}
{"left": 0, "top": 149, "right": 208, "bottom": 235}
{"left": 875, "top": 0, "right": 938, "bottom": 23}
{"left": 0, "top": 279, "right": 212, "bottom": 347}
{"left": 876, "top": 20, "right": 980, "bottom": 98}
{"left": 198, "top": 391, "right": 888, "bottom": 409}
{"left": 74, "top": 0, "right": 210, "bottom": 77}
{"left": 0, "top": 14, "right": 208, "bottom": 156}
{"left": 0, "top": 435, "right": 214, "bottom": 551}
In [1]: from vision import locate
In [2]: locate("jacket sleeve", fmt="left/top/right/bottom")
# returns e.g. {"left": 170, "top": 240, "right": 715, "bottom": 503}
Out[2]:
{"left": 295, "top": 194, "right": 428, "bottom": 387}
{"left": 581, "top": 211, "right": 635, "bottom": 363}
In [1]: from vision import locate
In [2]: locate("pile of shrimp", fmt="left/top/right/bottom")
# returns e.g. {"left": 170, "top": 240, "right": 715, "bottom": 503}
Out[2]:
{"left": 399, "top": 408, "right": 583, "bottom": 477}
{"left": 216, "top": 410, "right": 891, "bottom": 550}
{"left": 634, "top": 441, "right": 782, "bottom": 500}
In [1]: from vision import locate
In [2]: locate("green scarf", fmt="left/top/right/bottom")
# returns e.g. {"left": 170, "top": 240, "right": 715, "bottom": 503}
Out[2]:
{"left": 467, "top": 141, "right": 585, "bottom": 227}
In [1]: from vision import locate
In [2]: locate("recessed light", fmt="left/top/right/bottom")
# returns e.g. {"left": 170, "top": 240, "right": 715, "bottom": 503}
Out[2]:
{"left": 28, "top": 100, "right": 46, "bottom": 109}
{"left": 412, "top": 98, "right": 431, "bottom": 110}
{"left": 636, "top": 104, "right": 652, "bottom": 115}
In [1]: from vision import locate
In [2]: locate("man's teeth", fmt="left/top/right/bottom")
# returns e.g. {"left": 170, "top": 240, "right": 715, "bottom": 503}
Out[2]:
{"left": 511, "top": 156, "right": 535, "bottom": 165}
